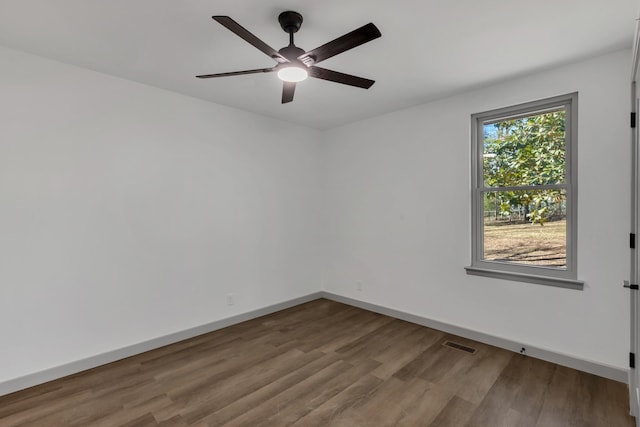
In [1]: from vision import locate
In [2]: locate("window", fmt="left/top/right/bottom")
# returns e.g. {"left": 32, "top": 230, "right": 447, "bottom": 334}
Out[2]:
{"left": 466, "top": 93, "right": 582, "bottom": 289}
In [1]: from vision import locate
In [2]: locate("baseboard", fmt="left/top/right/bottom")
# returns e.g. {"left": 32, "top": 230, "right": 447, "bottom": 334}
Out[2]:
{"left": 320, "top": 291, "right": 629, "bottom": 384}
{"left": 0, "top": 292, "right": 324, "bottom": 397}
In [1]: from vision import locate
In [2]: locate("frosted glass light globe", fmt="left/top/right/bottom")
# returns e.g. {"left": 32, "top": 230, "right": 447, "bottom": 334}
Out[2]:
{"left": 277, "top": 66, "right": 308, "bottom": 82}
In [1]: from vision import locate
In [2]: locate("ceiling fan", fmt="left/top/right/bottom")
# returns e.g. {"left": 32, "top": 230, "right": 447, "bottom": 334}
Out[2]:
{"left": 196, "top": 11, "right": 382, "bottom": 104}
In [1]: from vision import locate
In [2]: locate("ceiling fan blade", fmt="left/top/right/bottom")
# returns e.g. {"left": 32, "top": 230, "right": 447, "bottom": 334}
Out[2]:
{"left": 308, "top": 66, "right": 375, "bottom": 89}
{"left": 298, "top": 23, "right": 381, "bottom": 66}
{"left": 213, "top": 16, "right": 288, "bottom": 64}
{"left": 196, "top": 67, "right": 276, "bottom": 78}
{"left": 282, "top": 82, "right": 296, "bottom": 104}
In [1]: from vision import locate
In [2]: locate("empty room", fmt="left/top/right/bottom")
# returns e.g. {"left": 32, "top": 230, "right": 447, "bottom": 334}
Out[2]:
{"left": 2, "top": 1, "right": 640, "bottom": 426}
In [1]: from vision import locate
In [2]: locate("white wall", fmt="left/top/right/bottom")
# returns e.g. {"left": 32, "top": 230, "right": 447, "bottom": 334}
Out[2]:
{"left": 0, "top": 46, "right": 323, "bottom": 384}
{"left": 322, "top": 49, "right": 631, "bottom": 369}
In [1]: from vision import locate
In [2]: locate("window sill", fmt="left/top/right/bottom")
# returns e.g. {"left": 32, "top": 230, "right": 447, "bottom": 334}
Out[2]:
{"left": 465, "top": 266, "right": 584, "bottom": 290}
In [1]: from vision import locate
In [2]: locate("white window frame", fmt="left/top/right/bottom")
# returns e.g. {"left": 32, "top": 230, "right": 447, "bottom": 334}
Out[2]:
{"left": 465, "top": 93, "right": 583, "bottom": 290}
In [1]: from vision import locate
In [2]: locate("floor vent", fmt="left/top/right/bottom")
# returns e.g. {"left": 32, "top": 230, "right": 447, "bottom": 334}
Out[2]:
{"left": 443, "top": 340, "right": 477, "bottom": 354}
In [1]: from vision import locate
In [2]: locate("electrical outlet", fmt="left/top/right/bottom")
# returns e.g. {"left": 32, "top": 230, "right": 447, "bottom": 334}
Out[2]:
{"left": 226, "top": 293, "right": 234, "bottom": 306}
{"left": 520, "top": 347, "right": 526, "bottom": 355}
{"left": 357, "top": 282, "right": 363, "bottom": 291}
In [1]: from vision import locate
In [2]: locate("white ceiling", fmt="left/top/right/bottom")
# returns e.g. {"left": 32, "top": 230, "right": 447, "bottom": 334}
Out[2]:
{"left": 0, "top": 0, "right": 637, "bottom": 129}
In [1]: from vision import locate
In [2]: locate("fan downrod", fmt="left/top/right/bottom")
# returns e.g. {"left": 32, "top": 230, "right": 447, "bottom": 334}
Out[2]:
{"left": 278, "top": 11, "right": 303, "bottom": 34}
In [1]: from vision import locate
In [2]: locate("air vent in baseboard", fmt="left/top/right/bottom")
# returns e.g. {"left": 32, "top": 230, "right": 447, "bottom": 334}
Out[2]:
{"left": 443, "top": 340, "right": 477, "bottom": 354}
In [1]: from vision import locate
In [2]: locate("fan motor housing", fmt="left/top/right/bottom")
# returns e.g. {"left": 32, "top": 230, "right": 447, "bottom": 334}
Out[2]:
{"left": 278, "top": 45, "right": 305, "bottom": 60}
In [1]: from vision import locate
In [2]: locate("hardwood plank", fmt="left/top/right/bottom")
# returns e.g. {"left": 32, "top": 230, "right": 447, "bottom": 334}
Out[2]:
{"left": 156, "top": 415, "right": 189, "bottom": 426}
{"left": 395, "top": 381, "right": 455, "bottom": 426}
{"left": 218, "top": 360, "right": 354, "bottom": 426}
{"left": 198, "top": 352, "right": 347, "bottom": 425}
{"left": 88, "top": 394, "right": 172, "bottom": 427}
{"left": 265, "top": 359, "right": 381, "bottom": 426}
{"left": 289, "top": 374, "right": 383, "bottom": 426}
{"left": 314, "top": 312, "right": 396, "bottom": 354}
{"left": 536, "top": 365, "right": 634, "bottom": 427}
{"left": 371, "top": 326, "right": 445, "bottom": 380}
{"left": 0, "top": 389, "right": 94, "bottom": 427}
{"left": 334, "top": 318, "right": 423, "bottom": 358}
{"left": 239, "top": 358, "right": 380, "bottom": 426}
{"left": 341, "top": 376, "right": 432, "bottom": 426}
{"left": 0, "top": 299, "right": 633, "bottom": 427}
{"left": 430, "top": 395, "right": 476, "bottom": 427}
{"left": 465, "top": 373, "right": 525, "bottom": 427}
{"left": 442, "top": 342, "right": 513, "bottom": 405}
{"left": 176, "top": 349, "right": 322, "bottom": 420}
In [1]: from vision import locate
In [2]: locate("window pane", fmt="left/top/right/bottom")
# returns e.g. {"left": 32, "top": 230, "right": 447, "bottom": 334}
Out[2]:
{"left": 482, "top": 189, "right": 566, "bottom": 268}
{"left": 483, "top": 110, "right": 566, "bottom": 187}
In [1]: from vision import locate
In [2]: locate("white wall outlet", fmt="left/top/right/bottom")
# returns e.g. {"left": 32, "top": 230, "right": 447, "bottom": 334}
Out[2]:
{"left": 226, "top": 293, "right": 234, "bottom": 306}
{"left": 357, "top": 282, "right": 363, "bottom": 291}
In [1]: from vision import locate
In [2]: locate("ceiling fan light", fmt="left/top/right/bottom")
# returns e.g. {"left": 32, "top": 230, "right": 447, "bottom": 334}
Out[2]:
{"left": 277, "top": 66, "right": 308, "bottom": 82}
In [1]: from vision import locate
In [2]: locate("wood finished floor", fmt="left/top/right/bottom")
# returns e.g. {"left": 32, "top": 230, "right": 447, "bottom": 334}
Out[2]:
{"left": 0, "top": 299, "right": 634, "bottom": 427}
